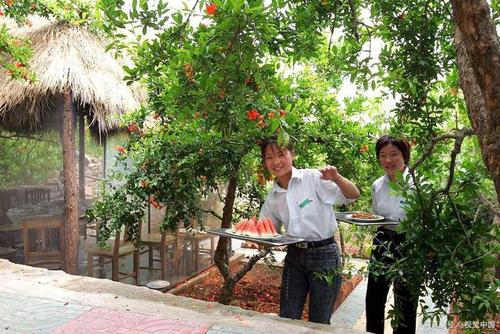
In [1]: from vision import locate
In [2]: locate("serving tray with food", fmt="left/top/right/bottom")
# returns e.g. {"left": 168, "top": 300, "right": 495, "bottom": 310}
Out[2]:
{"left": 335, "top": 211, "right": 399, "bottom": 226}
{"left": 208, "top": 216, "right": 305, "bottom": 246}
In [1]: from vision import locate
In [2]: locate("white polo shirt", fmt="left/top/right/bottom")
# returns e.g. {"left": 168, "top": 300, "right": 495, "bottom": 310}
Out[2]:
{"left": 372, "top": 168, "right": 411, "bottom": 231}
{"left": 259, "top": 167, "right": 355, "bottom": 242}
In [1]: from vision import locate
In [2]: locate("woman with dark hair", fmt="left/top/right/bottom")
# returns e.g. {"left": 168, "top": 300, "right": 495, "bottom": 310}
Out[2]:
{"left": 258, "top": 136, "right": 360, "bottom": 324}
{"left": 365, "top": 135, "right": 418, "bottom": 334}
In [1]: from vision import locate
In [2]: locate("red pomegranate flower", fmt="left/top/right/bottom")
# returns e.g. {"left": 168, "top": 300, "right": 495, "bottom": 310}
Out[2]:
{"left": 359, "top": 144, "right": 369, "bottom": 154}
{"left": 205, "top": 3, "right": 217, "bottom": 15}
{"left": 127, "top": 122, "right": 140, "bottom": 133}
{"left": 148, "top": 197, "right": 163, "bottom": 210}
{"left": 247, "top": 109, "right": 261, "bottom": 121}
{"left": 257, "top": 173, "right": 266, "bottom": 186}
{"left": 115, "top": 145, "right": 125, "bottom": 154}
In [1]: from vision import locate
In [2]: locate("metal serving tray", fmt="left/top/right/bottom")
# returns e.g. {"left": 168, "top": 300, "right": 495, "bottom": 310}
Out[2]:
{"left": 207, "top": 228, "right": 305, "bottom": 247}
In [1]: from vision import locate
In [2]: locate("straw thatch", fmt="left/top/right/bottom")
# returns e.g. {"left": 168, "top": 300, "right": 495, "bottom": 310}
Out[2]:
{"left": 0, "top": 16, "right": 143, "bottom": 134}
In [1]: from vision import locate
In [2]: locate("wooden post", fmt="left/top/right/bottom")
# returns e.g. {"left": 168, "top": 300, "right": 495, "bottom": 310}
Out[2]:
{"left": 62, "top": 90, "right": 79, "bottom": 274}
{"left": 78, "top": 108, "right": 86, "bottom": 201}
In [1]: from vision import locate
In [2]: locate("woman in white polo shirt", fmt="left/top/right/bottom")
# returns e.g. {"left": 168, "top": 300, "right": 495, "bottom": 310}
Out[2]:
{"left": 259, "top": 137, "right": 360, "bottom": 324}
{"left": 365, "top": 135, "right": 417, "bottom": 334}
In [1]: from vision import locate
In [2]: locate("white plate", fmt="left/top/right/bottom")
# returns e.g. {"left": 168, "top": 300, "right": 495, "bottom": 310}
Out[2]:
{"left": 224, "top": 228, "right": 283, "bottom": 240}
{"left": 346, "top": 213, "right": 385, "bottom": 222}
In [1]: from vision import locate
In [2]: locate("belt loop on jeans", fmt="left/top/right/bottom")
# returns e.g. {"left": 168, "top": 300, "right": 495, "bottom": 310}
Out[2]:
{"left": 291, "top": 238, "right": 334, "bottom": 249}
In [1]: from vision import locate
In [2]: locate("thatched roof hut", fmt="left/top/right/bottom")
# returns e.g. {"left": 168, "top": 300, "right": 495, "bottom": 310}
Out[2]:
{"left": 0, "top": 16, "right": 143, "bottom": 273}
{"left": 0, "top": 16, "right": 143, "bottom": 134}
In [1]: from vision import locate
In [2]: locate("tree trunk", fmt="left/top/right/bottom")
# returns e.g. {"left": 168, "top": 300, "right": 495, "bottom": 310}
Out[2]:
{"left": 213, "top": 174, "right": 273, "bottom": 304}
{"left": 62, "top": 91, "right": 79, "bottom": 274}
{"left": 450, "top": 0, "right": 500, "bottom": 200}
{"left": 214, "top": 175, "right": 238, "bottom": 304}
{"left": 78, "top": 109, "right": 85, "bottom": 202}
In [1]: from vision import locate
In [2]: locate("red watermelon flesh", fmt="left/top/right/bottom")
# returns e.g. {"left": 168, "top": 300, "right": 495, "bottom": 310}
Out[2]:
{"left": 250, "top": 215, "right": 258, "bottom": 226}
{"left": 244, "top": 222, "right": 260, "bottom": 237}
{"left": 256, "top": 222, "right": 267, "bottom": 237}
{"left": 264, "top": 218, "right": 278, "bottom": 236}
{"left": 232, "top": 216, "right": 280, "bottom": 238}
{"left": 259, "top": 218, "right": 270, "bottom": 236}
{"left": 233, "top": 219, "right": 248, "bottom": 233}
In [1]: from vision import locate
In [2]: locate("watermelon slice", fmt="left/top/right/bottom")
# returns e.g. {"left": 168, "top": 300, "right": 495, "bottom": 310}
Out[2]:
{"left": 233, "top": 219, "right": 248, "bottom": 233}
{"left": 256, "top": 222, "right": 267, "bottom": 237}
{"left": 235, "top": 220, "right": 249, "bottom": 234}
{"left": 264, "top": 217, "right": 278, "bottom": 236}
{"left": 231, "top": 216, "right": 279, "bottom": 238}
{"left": 244, "top": 222, "right": 260, "bottom": 237}
{"left": 250, "top": 215, "right": 258, "bottom": 226}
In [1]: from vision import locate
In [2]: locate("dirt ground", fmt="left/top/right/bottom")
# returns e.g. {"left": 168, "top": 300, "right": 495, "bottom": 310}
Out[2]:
{"left": 172, "top": 260, "right": 362, "bottom": 321}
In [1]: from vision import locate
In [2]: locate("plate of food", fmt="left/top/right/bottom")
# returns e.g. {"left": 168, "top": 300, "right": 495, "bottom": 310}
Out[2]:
{"left": 346, "top": 212, "right": 385, "bottom": 222}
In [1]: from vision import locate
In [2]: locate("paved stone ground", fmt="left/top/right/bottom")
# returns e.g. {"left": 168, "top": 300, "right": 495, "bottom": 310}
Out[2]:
{"left": 0, "top": 260, "right": 365, "bottom": 334}
{"left": 0, "top": 246, "right": 450, "bottom": 334}
{"left": 234, "top": 249, "right": 448, "bottom": 334}
{"left": 330, "top": 258, "right": 448, "bottom": 334}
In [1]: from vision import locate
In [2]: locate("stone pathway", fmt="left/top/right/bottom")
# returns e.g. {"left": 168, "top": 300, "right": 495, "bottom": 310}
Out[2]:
{"left": 0, "top": 260, "right": 364, "bottom": 334}
{"left": 331, "top": 258, "right": 448, "bottom": 334}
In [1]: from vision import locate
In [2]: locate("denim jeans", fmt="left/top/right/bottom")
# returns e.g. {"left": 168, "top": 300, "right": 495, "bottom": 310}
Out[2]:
{"left": 365, "top": 228, "right": 418, "bottom": 334}
{"left": 280, "top": 240, "right": 342, "bottom": 324}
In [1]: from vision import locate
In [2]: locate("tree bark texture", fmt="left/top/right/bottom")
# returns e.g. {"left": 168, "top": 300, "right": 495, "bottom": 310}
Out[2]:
{"left": 62, "top": 91, "right": 79, "bottom": 274}
{"left": 214, "top": 175, "right": 238, "bottom": 304}
{"left": 451, "top": 0, "right": 500, "bottom": 200}
{"left": 214, "top": 175, "right": 273, "bottom": 304}
{"left": 78, "top": 109, "right": 85, "bottom": 201}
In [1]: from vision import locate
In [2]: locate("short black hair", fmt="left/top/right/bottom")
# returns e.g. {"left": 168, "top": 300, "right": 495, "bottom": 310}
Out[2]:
{"left": 259, "top": 135, "right": 294, "bottom": 162}
{"left": 375, "top": 135, "right": 410, "bottom": 164}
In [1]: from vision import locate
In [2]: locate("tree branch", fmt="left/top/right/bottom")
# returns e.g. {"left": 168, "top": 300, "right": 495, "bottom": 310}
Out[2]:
{"left": 410, "top": 128, "right": 474, "bottom": 171}
{"left": 348, "top": 0, "right": 360, "bottom": 42}
{"left": 410, "top": 128, "right": 474, "bottom": 196}
{"left": 233, "top": 248, "right": 271, "bottom": 282}
{"left": 200, "top": 208, "right": 222, "bottom": 221}
{"left": 327, "top": 0, "right": 339, "bottom": 54}
{"left": 0, "top": 133, "right": 59, "bottom": 145}
{"left": 441, "top": 128, "right": 475, "bottom": 194}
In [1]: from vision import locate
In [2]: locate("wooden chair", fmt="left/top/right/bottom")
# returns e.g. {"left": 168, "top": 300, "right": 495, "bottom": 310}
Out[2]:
{"left": 84, "top": 223, "right": 140, "bottom": 284}
{"left": 22, "top": 216, "right": 64, "bottom": 269}
{"left": 0, "top": 246, "right": 17, "bottom": 261}
{"left": 25, "top": 188, "right": 50, "bottom": 205}
{"left": 178, "top": 228, "right": 216, "bottom": 273}
{"left": 78, "top": 215, "right": 99, "bottom": 240}
{"left": 0, "top": 222, "right": 22, "bottom": 248}
{"left": 139, "top": 223, "right": 181, "bottom": 280}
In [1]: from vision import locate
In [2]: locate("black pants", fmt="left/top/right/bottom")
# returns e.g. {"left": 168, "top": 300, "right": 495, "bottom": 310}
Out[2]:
{"left": 365, "top": 228, "right": 418, "bottom": 334}
{"left": 280, "top": 240, "right": 342, "bottom": 324}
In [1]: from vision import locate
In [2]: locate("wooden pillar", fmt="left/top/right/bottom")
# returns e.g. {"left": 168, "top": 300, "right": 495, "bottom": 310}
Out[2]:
{"left": 103, "top": 136, "right": 107, "bottom": 178}
{"left": 78, "top": 108, "right": 86, "bottom": 201}
{"left": 62, "top": 90, "right": 79, "bottom": 274}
